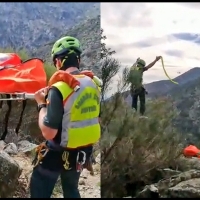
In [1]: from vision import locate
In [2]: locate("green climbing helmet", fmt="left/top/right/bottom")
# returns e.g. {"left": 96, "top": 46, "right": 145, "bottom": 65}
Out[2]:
{"left": 137, "top": 59, "right": 146, "bottom": 68}
{"left": 51, "top": 36, "right": 82, "bottom": 60}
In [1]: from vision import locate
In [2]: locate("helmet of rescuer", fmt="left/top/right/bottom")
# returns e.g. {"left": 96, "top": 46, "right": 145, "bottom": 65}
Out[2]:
{"left": 137, "top": 59, "right": 146, "bottom": 68}
{"left": 51, "top": 36, "right": 82, "bottom": 61}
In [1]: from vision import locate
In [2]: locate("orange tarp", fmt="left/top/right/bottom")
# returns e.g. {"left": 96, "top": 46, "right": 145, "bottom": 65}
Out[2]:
{"left": 0, "top": 53, "right": 21, "bottom": 66}
{"left": 0, "top": 53, "right": 47, "bottom": 93}
{"left": 183, "top": 145, "right": 200, "bottom": 158}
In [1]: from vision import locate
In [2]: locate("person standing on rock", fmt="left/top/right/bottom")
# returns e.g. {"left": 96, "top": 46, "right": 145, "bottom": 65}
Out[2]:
{"left": 128, "top": 56, "right": 161, "bottom": 118}
{"left": 30, "top": 36, "right": 101, "bottom": 198}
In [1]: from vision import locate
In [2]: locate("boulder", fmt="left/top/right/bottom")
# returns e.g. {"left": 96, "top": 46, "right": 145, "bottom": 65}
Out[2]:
{"left": 0, "top": 151, "right": 22, "bottom": 197}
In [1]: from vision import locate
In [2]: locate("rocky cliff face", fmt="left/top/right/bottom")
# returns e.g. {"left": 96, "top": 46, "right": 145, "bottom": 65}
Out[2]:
{"left": 35, "top": 15, "right": 101, "bottom": 73}
{"left": 0, "top": 3, "right": 100, "bottom": 51}
{"left": 0, "top": 3, "right": 101, "bottom": 73}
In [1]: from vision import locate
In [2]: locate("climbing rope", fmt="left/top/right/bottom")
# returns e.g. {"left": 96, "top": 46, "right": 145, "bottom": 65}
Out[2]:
{"left": 160, "top": 56, "right": 178, "bottom": 85}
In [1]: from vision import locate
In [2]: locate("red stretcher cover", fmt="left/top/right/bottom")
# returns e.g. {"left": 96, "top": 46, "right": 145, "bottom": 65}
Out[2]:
{"left": 0, "top": 53, "right": 47, "bottom": 93}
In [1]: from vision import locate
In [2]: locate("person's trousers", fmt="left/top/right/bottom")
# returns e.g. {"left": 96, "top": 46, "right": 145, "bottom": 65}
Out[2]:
{"left": 131, "top": 88, "right": 146, "bottom": 115}
{"left": 30, "top": 165, "right": 81, "bottom": 198}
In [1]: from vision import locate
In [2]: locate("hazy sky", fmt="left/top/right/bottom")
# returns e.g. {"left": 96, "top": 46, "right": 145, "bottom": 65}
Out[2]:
{"left": 101, "top": 3, "right": 200, "bottom": 85}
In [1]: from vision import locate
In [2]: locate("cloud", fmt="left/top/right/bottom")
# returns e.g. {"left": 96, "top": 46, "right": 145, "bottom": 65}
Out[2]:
{"left": 179, "top": 3, "right": 200, "bottom": 9}
{"left": 101, "top": 3, "right": 153, "bottom": 29}
{"left": 127, "top": 35, "right": 177, "bottom": 49}
{"left": 172, "top": 33, "right": 200, "bottom": 44}
{"left": 165, "top": 50, "right": 184, "bottom": 58}
{"left": 173, "top": 33, "right": 197, "bottom": 41}
{"left": 101, "top": 3, "right": 200, "bottom": 96}
{"left": 133, "top": 41, "right": 152, "bottom": 48}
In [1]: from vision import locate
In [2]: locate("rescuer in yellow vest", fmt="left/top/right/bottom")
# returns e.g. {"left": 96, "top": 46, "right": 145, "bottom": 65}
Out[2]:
{"left": 30, "top": 36, "right": 101, "bottom": 198}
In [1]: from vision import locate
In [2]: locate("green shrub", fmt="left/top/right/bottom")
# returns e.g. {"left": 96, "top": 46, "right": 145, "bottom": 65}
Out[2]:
{"left": 44, "top": 63, "right": 56, "bottom": 81}
{"left": 101, "top": 96, "right": 184, "bottom": 198}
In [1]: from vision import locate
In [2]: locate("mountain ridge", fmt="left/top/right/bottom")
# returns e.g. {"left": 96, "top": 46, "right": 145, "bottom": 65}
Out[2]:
{"left": 145, "top": 67, "right": 200, "bottom": 97}
{"left": 123, "top": 67, "right": 200, "bottom": 104}
{"left": 34, "top": 15, "right": 101, "bottom": 73}
{"left": 0, "top": 3, "right": 100, "bottom": 73}
{"left": 0, "top": 3, "right": 99, "bottom": 51}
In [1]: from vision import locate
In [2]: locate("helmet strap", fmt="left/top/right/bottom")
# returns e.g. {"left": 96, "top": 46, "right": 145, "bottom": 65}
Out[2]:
{"left": 61, "top": 56, "right": 68, "bottom": 67}
{"left": 54, "top": 50, "right": 80, "bottom": 70}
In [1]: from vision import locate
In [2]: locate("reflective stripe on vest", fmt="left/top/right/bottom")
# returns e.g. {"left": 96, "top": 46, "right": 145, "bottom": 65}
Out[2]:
{"left": 52, "top": 75, "right": 101, "bottom": 149}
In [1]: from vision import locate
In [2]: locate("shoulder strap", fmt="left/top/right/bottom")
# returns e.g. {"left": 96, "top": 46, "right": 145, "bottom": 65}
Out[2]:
{"left": 52, "top": 81, "right": 73, "bottom": 100}
{"left": 48, "top": 71, "right": 80, "bottom": 92}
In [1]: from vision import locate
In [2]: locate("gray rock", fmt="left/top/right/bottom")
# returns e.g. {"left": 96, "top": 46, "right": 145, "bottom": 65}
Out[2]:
{"left": 3, "top": 143, "right": 18, "bottom": 155}
{"left": 17, "top": 140, "right": 37, "bottom": 152}
{"left": 0, "top": 140, "right": 6, "bottom": 151}
{"left": 0, "top": 151, "right": 22, "bottom": 198}
{"left": 136, "top": 184, "right": 158, "bottom": 198}
{"left": 158, "top": 170, "right": 200, "bottom": 198}
{"left": 157, "top": 168, "right": 181, "bottom": 179}
{"left": 96, "top": 153, "right": 101, "bottom": 164}
{"left": 168, "top": 178, "right": 200, "bottom": 198}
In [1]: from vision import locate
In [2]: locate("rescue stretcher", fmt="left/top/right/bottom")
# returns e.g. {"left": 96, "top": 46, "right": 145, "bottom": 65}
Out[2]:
{"left": 0, "top": 52, "right": 47, "bottom": 140}
{"left": 0, "top": 52, "right": 102, "bottom": 140}
{"left": 0, "top": 52, "right": 102, "bottom": 100}
{"left": 0, "top": 53, "right": 47, "bottom": 101}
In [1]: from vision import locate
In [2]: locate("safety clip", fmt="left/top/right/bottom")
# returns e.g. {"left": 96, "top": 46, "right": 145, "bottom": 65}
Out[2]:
{"left": 76, "top": 151, "right": 86, "bottom": 172}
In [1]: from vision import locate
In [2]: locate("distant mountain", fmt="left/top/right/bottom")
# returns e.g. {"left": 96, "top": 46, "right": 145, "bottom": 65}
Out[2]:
{"left": 0, "top": 3, "right": 99, "bottom": 51}
{"left": 0, "top": 3, "right": 100, "bottom": 74}
{"left": 124, "top": 67, "right": 200, "bottom": 104}
{"left": 170, "top": 74, "right": 200, "bottom": 142}
{"left": 35, "top": 15, "right": 101, "bottom": 73}
{"left": 145, "top": 67, "right": 200, "bottom": 97}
